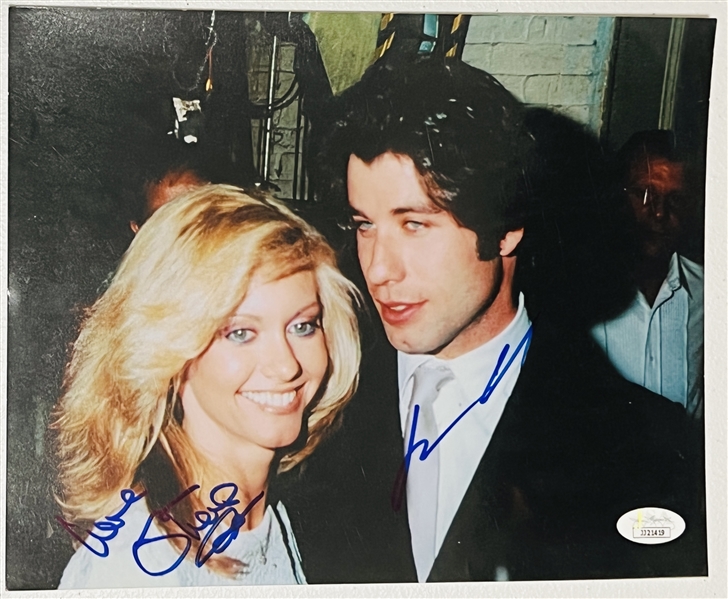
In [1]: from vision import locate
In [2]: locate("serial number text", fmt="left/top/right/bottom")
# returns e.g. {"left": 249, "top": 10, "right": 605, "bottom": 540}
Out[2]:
{"left": 633, "top": 527, "right": 671, "bottom": 538}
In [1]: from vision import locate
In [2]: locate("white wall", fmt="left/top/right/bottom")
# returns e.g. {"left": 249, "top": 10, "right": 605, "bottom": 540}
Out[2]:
{"left": 463, "top": 14, "right": 615, "bottom": 133}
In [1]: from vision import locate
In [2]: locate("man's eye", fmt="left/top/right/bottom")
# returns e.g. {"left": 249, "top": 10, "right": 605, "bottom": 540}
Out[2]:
{"left": 288, "top": 319, "right": 321, "bottom": 337}
{"left": 226, "top": 329, "right": 254, "bottom": 344}
{"left": 353, "top": 220, "right": 373, "bottom": 232}
{"left": 405, "top": 220, "right": 425, "bottom": 231}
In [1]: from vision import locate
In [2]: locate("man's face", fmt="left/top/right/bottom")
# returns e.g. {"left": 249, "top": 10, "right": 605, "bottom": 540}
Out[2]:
{"left": 625, "top": 156, "right": 686, "bottom": 259}
{"left": 348, "top": 152, "right": 516, "bottom": 359}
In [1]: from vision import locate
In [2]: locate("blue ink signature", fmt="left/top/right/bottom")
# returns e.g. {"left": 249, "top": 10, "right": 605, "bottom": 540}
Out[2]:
{"left": 392, "top": 324, "right": 533, "bottom": 510}
{"left": 133, "top": 483, "right": 264, "bottom": 576}
{"left": 56, "top": 488, "right": 148, "bottom": 557}
{"left": 58, "top": 484, "right": 265, "bottom": 576}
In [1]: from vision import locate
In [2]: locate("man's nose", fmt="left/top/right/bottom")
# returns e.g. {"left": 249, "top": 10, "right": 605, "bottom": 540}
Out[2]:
{"left": 650, "top": 192, "right": 668, "bottom": 221}
{"left": 260, "top": 335, "right": 302, "bottom": 382}
{"left": 360, "top": 234, "right": 404, "bottom": 287}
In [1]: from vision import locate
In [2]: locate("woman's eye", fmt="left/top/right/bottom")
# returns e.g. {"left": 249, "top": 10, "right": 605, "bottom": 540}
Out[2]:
{"left": 405, "top": 220, "right": 425, "bottom": 231}
{"left": 288, "top": 319, "right": 320, "bottom": 337}
{"left": 226, "top": 329, "right": 254, "bottom": 344}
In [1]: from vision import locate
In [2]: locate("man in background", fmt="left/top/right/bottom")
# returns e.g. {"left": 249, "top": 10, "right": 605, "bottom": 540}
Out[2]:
{"left": 591, "top": 130, "right": 704, "bottom": 419}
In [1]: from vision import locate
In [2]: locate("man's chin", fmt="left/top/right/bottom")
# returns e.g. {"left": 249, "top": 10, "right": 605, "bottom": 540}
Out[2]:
{"left": 383, "top": 326, "right": 428, "bottom": 355}
{"left": 383, "top": 325, "right": 451, "bottom": 356}
{"left": 642, "top": 240, "right": 676, "bottom": 261}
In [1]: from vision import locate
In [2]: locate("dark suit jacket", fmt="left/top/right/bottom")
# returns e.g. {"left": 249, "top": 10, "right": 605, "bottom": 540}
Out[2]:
{"left": 274, "top": 316, "right": 706, "bottom": 583}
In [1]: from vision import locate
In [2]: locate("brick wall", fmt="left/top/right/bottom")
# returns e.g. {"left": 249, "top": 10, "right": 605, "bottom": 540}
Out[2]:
{"left": 254, "top": 14, "right": 617, "bottom": 199}
{"left": 248, "top": 40, "right": 302, "bottom": 199}
{"left": 463, "top": 14, "right": 615, "bottom": 132}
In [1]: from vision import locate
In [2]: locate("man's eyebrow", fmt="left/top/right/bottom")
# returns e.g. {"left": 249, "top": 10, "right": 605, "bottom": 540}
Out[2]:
{"left": 348, "top": 204, "right": 443, "bottom": 220}
{"left": 391, "top": 204, "right": 442, "bottom": 216}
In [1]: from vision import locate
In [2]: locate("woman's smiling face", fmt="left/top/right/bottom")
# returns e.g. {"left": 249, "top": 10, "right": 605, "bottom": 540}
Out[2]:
{"left": 180, "top": 270, "right": 329, "bottom": 458}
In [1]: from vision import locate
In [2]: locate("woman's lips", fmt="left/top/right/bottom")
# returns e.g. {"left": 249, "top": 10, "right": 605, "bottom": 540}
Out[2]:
{"left": 377, "top": 301, "right": 426, "bottom": 326}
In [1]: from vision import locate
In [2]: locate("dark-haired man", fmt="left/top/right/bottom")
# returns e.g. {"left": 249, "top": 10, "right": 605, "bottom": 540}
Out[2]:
{"left": 278, "top": 57, "right": 705, "bottom": 583}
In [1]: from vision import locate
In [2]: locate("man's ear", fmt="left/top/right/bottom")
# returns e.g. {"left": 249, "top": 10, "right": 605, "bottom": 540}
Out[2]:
{"left": 500, "top": 228, "right": 524, "bottom": 257}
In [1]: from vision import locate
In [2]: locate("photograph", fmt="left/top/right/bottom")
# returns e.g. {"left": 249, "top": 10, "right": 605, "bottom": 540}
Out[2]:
{"left": 3, "top": 2, "right": 725, "bottom": 596}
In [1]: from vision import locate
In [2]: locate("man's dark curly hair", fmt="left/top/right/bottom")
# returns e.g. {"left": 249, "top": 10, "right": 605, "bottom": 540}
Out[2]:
{"left": 312, "top": 55, "right": 535, "bottom": 261}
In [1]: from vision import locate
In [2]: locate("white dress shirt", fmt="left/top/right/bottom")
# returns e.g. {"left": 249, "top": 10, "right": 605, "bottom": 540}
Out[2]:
{"left": 590, "top": 253, "right": 704, "bottom": 418}
{"left": 398, "top": 293, "right": 532, "bottom": 556}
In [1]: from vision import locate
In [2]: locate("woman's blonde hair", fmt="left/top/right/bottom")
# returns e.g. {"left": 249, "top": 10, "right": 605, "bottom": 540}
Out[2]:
{"left": 53, "top": 184, "right": 360, "bottom": 530}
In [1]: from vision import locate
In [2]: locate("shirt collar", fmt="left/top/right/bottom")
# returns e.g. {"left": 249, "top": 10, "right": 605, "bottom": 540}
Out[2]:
{"left": 398, "top": 293, "right": 531, "bottom": 400}
{"left": 661, "top": 252, "right": 693, "bottom": 300}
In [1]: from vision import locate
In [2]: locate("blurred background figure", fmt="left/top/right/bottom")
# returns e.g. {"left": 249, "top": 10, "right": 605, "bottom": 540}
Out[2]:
{"left": 591, "top": 130, "right": 704, "bottom": 419}
{"left": 130, "top": 168, "right": 207, "bottom": 233}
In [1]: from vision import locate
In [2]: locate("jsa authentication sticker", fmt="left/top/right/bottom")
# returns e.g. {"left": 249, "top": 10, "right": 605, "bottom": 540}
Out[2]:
{"left": 616, "top": 507, "right": 686, "bottom": 545}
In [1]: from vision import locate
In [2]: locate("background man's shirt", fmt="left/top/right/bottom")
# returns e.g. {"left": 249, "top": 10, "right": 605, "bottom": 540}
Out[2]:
{"left": 591, "top": 253, "right": 704, "bottom": 418}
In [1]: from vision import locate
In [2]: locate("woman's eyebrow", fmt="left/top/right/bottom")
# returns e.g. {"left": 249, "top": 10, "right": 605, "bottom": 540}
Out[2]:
{"left": 292, "top": 301, "right": 323, "bottom": 319}
{"left": 226, "top": 313, "right": 262, "bottom": 324}
{"left": 229, "top": 301, "right": 321, "bottom": 322}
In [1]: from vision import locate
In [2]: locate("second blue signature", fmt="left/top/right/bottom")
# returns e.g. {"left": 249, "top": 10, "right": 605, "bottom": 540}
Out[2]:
{"left": 393, "top": 324, "right": 533, "bottom": 509}
{"left": 405, "top": 323, "right": 533, "bottom": 470}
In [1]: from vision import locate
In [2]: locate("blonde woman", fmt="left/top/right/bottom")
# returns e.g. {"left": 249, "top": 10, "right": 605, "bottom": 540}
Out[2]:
{"left": 53, "top": 185, "right": 360, "bottom": 588}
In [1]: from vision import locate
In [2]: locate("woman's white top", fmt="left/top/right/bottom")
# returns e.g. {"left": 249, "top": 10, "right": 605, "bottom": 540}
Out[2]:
{"left": 58, "top": 499, "right": 306, "bottom": 589}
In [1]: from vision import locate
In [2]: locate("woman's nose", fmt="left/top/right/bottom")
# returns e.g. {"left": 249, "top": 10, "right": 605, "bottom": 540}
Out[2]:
{"left": 260, "top": 336, "right": 302, "bottom": 382}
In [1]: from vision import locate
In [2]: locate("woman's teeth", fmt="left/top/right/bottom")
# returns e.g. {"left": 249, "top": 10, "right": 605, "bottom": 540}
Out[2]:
{"left": 241, "top": 390, "right": 296, "bottom": 407}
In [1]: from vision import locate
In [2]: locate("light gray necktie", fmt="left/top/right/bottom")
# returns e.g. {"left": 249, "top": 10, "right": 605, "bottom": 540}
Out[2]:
{"left": 405, "top": 361, "right": 454, "bottom": 582}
